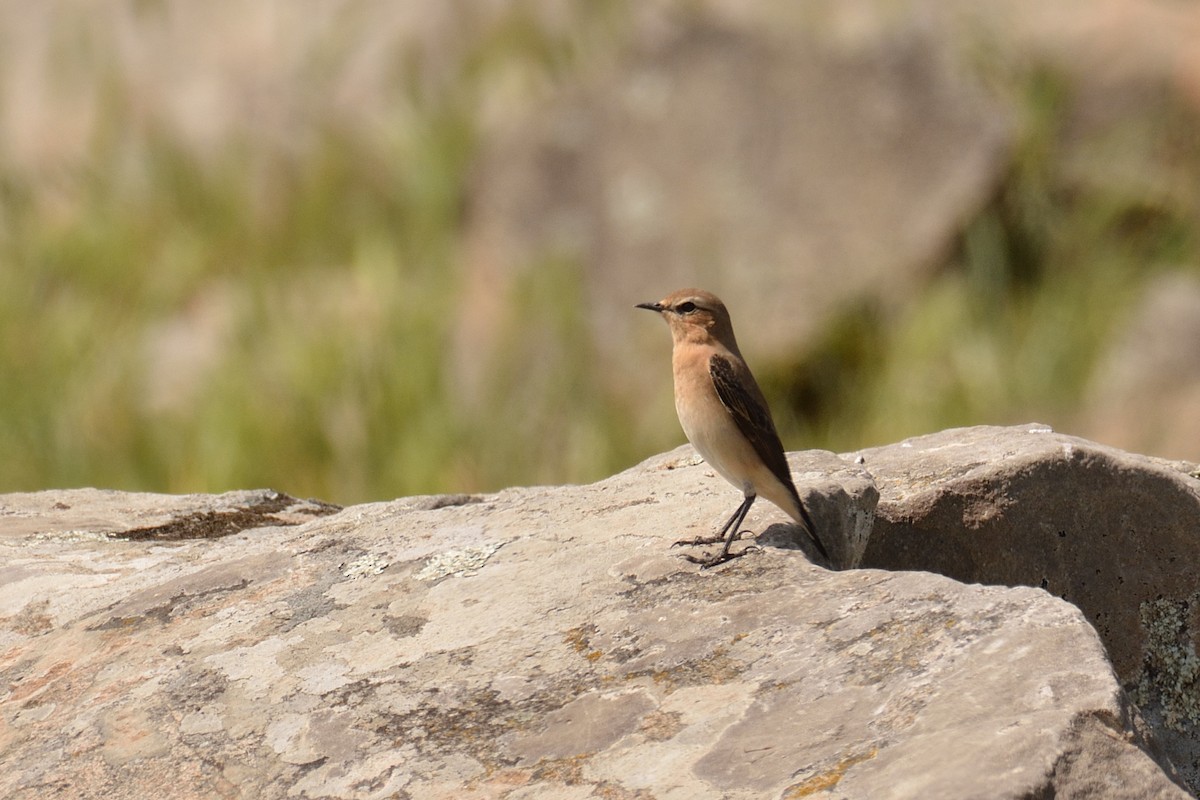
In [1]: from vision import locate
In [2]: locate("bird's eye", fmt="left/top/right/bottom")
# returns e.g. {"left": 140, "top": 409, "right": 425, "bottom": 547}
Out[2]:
{"left": 676, "top": 301, "right": 697, "bottom": 314}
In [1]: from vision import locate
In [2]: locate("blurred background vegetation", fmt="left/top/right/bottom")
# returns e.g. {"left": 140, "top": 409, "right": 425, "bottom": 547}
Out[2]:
{"left": 2, "top": 1, "right": 1199, "bottom": 505}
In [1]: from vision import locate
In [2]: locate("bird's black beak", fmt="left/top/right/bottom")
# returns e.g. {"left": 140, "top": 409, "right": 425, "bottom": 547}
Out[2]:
{"left": 635, "top": 301, "right": 664, "bottom": 312}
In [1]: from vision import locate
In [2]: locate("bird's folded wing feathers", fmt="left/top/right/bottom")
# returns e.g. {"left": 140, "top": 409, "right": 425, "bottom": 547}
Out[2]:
{"left": 709, "top": 352, "right": 830, "bottom": 561}
{"left": 708, "top": 353, "right": 795, "bottom": 492}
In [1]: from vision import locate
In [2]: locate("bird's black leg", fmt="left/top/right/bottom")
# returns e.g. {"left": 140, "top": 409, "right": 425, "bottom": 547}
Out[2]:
{"left": 681, "top": 495, "right": 757, "bottom": 568}
{"left": 672, "top": 499, "right": 748, "bottom": 548}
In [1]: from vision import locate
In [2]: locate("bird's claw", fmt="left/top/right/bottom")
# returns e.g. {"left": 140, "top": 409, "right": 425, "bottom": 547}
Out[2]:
{"left": 680, "top": 552, "right": 732, "bottom": 568}
{"left": 672, "top": 530, "right": 749, "bottom": 549}
{"left": 672, "top": 535, "right": 720, "bottom": 548}
{"left": 681, "top": 544, "right": 760, "bottom": 569}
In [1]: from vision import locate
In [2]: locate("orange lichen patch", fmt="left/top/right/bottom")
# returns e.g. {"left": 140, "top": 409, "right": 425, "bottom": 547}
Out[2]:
{"left": 564, "top": 625, "right": 604, "bottom": 663}
{"left": 782, "top": 748, "right": 879, "bottom": 797}
{"left": 564, "top": 626, "right": 592, "bottom": 653}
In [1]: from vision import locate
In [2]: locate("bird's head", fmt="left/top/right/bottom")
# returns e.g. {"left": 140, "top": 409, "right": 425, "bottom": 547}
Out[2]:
{"left": 636, "top": 288, "right": 738, "bottom": 349}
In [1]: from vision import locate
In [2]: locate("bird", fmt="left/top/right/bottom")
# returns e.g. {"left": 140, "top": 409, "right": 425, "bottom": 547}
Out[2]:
{"left": 637, "top": 288, "right": 831, "bottom": 568}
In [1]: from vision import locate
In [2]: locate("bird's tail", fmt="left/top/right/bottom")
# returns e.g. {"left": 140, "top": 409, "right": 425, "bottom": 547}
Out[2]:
{"left": 789, "top": 489, "right": 831, "bottom": 564}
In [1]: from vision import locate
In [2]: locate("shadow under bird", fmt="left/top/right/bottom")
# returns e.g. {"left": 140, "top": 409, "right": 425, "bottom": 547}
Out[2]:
{"left": 637, "top": 288, "right": 831, "bottom": 568}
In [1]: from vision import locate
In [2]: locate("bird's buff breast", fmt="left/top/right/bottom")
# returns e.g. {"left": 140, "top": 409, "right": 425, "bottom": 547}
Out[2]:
{"left": 672, "top": 364, "right": 753, "bottom": 493}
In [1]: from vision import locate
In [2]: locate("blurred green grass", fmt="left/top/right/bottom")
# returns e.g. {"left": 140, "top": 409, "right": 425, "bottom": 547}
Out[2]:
{"left": 0, "top": 3, "right": 633, "bottom": 503}
{"left": 2, "top": 7, "right": 1198, "bottom": 504}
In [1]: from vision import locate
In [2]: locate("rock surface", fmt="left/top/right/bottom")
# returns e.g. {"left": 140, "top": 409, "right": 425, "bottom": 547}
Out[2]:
{"left": 1, "top": 429, "right": 1194, "bottom": 798}
{"left": 858, "top": 424, "right": 1200, "bottom": 792}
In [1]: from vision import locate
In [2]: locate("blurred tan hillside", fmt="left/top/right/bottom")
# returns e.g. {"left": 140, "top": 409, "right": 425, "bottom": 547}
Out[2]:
{"left": 2, "top": 0, "right": 1199, "bottom": 503}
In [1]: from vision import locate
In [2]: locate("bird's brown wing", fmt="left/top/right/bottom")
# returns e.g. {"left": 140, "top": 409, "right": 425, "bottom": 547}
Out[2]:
{"left": 708, "top": 353, "right": 794, "bottom": 496}
{"left": 709, "top": 353, "right": 828, "bottom": 558}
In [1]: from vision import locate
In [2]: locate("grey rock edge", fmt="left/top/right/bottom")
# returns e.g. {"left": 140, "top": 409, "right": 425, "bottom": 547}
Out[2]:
{"left": 0, "top": 426, "right": 1196, "bottom": 799}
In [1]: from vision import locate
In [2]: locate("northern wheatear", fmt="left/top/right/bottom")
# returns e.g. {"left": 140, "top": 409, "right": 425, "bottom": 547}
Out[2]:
{"left": 637, "top": 288, "right": 830, "bottom": 568}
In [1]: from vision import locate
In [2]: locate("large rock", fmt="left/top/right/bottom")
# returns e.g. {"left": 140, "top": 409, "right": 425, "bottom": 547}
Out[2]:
{"left": 857, "top": 424, "right": 1200, "bottom": 792}
{"left": 0, "top": 441, "right": 1190, "bottom": 798}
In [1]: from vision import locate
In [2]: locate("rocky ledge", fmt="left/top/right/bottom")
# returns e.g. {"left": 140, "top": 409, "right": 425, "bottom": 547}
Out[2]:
{"left": 1, "top": 425, "right": 1198, "bottom": 799}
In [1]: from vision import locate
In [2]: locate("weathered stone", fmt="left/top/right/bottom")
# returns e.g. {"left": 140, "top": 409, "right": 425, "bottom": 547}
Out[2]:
{"left": 0, "top": 488, "right": 338, "bottom": 543}
{"left": 857, "top": 423, "right": 1200, "bottom": 793}
{"left": 776, "top": 448, "right": 878, "bottom": 569}
{"left": 0, "top": 440, "right": 1188, "bottom": 798}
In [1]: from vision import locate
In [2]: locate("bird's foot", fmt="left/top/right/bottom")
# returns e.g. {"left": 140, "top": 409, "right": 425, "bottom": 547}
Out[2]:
{"left": 672, "top": 530, "right": 748, "bottom": 548}
{"left": 681, "top": 545, "right": 759, "bottom": 569}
